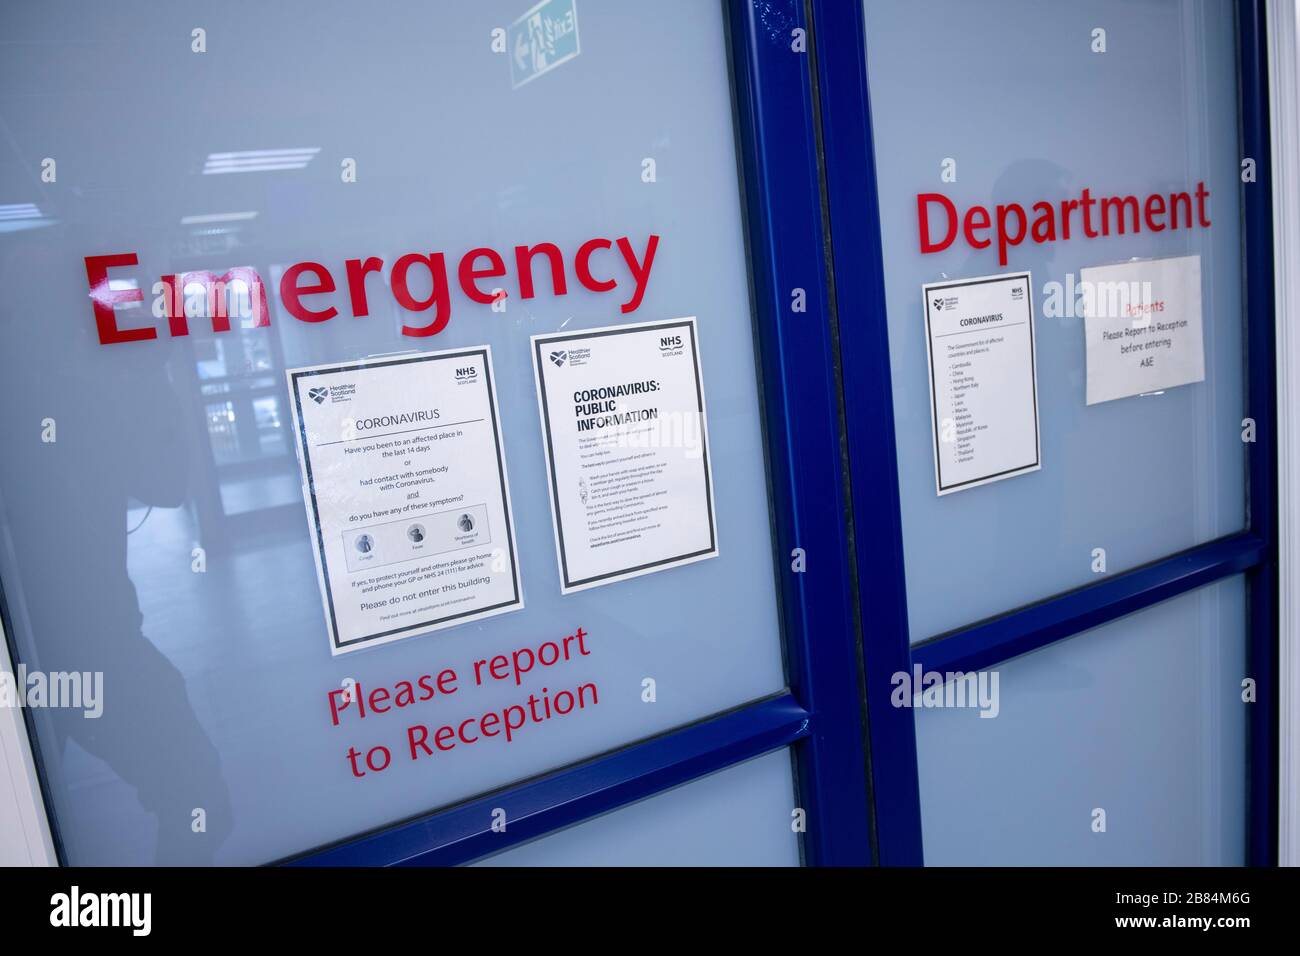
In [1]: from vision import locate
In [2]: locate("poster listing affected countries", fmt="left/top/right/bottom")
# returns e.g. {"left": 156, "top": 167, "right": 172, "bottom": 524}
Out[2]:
{"left": 287, "top": 348, "right": 522, "bottom": 655}
{"left": 922, "top": 271, "right": 1042, "bottom": 496}
{"left": 532, "top": 317, "right": 719, "bottom": 593}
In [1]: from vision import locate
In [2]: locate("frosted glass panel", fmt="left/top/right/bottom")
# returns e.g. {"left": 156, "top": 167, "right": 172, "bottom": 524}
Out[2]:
{"left": 916, "top": 576, "right": 1247, "bottom": 865}
{"left": 862, "top": 0, "right": 1247, "bottom": 639}
{"left": 476, "top": 748, "right": 801, "bottom": 866}
{"left": 0, "top": 0, "right": 784, "bottom": 864}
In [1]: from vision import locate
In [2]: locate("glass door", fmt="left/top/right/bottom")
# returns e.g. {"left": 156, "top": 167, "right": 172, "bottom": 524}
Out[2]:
{"left": 0, "top": 0, "right": 869, "bottom": 866}
{"left": 813, "top": 0, "right": 1277, "bottom": 864}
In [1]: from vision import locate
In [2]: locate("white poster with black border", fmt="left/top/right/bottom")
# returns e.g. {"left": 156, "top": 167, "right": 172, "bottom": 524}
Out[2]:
{"left": 922, "top": 271, "right": 1041, "bottom": 496}
{"left": 286, "top": 347, "right": 522, "bottom": 655}
{"left": 532, "top": 317, "right": 718, "bottom": 593}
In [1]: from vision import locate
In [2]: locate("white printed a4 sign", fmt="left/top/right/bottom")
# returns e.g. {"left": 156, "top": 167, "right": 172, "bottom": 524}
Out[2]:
{"left": 286, "top": 348, "right": 522, "bottom": 655}
{"left": 532, "top": 317, "right": 719, "bottom": 593}
{"left": 922, "top": 271, "right": 1042, "bottom": 496}
{"left": 1082, "top": 254, "right": 1205, "bottom": 405}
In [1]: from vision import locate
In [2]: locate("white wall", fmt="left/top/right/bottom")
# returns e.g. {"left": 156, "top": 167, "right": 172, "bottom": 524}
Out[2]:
{"left": 0, "top": 610, "right": 56, "bottom": 865}
{"left": 1268, "top": 0, "right": 1300, "bottom": 871}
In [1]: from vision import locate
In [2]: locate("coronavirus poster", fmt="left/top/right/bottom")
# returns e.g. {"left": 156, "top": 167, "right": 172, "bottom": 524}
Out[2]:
{"left": 532, "top": 317, "right": 718, "bottom": 593}
{"left": 287, "top": 348, "right": 522, "bottom": 654}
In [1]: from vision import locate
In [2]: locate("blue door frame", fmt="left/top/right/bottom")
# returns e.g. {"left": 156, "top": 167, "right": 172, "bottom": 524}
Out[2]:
{"left": 1, "top": 0, "right": 1272, "bottom": 870}
{"left": 812, "top": 0, "right": 1279, "bottom": 865}
{"left": 292, "top": 0, "right": 875, "bottom": 867}
{"left": 289, "top": 0, "right": 1278, "bottom": 867}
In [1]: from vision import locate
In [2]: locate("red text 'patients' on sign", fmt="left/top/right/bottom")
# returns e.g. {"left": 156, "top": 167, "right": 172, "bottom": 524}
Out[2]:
{"left": 83, "top": 234, "right": 661, "bottom": 345}
{"left": 917, "top": 182, "right": 1212, "bottom": 266}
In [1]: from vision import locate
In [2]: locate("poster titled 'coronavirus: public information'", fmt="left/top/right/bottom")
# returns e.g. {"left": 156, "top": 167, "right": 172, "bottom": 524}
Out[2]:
{"left": 532, "top": 317, "right": 719, "bottom": 594}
